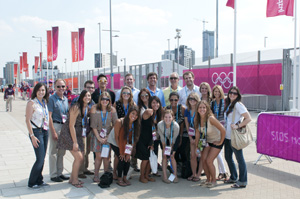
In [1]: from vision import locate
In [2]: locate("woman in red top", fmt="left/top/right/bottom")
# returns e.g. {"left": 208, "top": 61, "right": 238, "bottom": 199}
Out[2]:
{"left": 114, "top": 105, "right": 140, "bottom": 186}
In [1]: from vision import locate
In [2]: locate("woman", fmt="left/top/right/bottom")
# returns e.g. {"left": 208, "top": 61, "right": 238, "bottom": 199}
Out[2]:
{"left": 57, "top": 90, "right": 92, "bottom": 188}
{"left": 136, "top": 96, "right": 163, "bottom": 183}
{"left": 157, "top": 109, "right": 180, "bottom": 183}
{"left": 113, "top": 105, "right": 140, "bottom": 186}
{"left": 194, "top": 100, "right": 226, "bottom": 188}
{"left": 199, "top": 82, "right": 212, "bottom": 103}
{"left": 26, "top": 83, "right": 49, "bottom": 189}
{"left": 211, "top": 85, "right": 229, "bottom": 181}
{"left": 138, "top": 88, "right": 151, "bottom": 116}
{"left": 224, "top": 86, "right": 252, "bottom": 188}
{"left": 184, "top": 92, "right": 201, "bottom": 182}
{"left": 114, "top": 86, "right": 135, "bottom": 118}
{"left": 90, "top": 92, "right": 117, "bottom": 182}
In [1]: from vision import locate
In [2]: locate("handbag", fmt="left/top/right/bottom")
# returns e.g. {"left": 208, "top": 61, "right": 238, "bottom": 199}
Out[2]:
{"left": 230, "top": 104, "right": 253, "bottom": 150}
{"left": 149, "top": 150, "right": 158, "bottom": 174}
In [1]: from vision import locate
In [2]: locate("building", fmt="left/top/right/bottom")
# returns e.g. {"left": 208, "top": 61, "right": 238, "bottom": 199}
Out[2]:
{"left": 174, "top": 45, "right": 195, "bottom": 68}
{"left": 202, "top": 30, "right": 215, "bottom": 62}
{"left": 161, "top": 50, "right": 175, "bottom": 61}
{"left": 32, "top": 60, "right": 59, "bottom": 83}
{"left": 3, "top": 62, "right": 17, "bottom": 85}
{"left": 102, "top": 53, "right": 117, "bottom": 68}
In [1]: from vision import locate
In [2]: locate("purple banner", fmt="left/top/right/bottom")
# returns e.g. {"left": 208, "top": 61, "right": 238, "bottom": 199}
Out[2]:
{"left": 257, "top": 113, "right": 300, "bottom": 163}
{"left": 52, "top": 26, "right": 59, "bottom": 61}
{"left": 78, "top": 28, "right": 85, "bottom": 61}
{"left": 184, "top": 63, "right": 282, "bottom": 96}
{"left": 93, "top": 74, "right": 121, "bottom": 90}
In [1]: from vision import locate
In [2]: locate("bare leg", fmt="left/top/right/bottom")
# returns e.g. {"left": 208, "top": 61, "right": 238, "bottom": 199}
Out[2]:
{"left": 70, "top": 150, "right": 84, "bottom": 186}
{"left": 206, "top": 147, "right": 221, "bottom": 184}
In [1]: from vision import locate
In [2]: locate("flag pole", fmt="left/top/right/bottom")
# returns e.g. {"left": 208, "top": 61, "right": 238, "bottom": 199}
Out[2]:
{"left": 78, "top": 30, "right": 80, "bottom": 93}
{"left": 297, "top": 0, "right": 300, "bottom": 111}
{"left": 292, "top": 0, "right": 297, "bottom": 110}
{"left": 233, "top": 0, "right": 237, "bottom": 86}
{"left": 71, "top": 32, "right": 73, "bottom": 93}
{"left": 51, "top": 27, "right": 54, "bottom": 90}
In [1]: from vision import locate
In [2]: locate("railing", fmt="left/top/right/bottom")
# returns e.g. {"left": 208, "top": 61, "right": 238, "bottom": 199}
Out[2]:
{"left": 242, "top": 94, "right": 268, "bottom": 112}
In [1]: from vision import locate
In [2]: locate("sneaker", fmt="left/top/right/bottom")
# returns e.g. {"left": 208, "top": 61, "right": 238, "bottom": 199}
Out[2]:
{"left": 29, "top": 185, "right": 41, "bottom": 189}
{"left": 39, "top": 182, "right": 50, "bottom": 187}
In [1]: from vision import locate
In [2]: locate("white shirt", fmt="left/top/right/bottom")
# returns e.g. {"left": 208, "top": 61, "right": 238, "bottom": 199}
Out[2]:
{"left": 115, "top": 87, "right": 140, "bottom": 104}
{"left": 178, "top": 85, "right": 201, "bottom": 107}
{"left": 224, "top": 102, "right": 247, "bottom": 139}
{"left": 30, "top": 98, "right": 49, "bottom": 129}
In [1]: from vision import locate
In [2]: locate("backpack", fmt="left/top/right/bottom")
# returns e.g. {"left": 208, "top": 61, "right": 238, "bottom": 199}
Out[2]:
{"left": 98, "top": 171, "right": 113, "bottom": 188}
{"left": 181, "top": 161, "right": 192, "bottom": 179}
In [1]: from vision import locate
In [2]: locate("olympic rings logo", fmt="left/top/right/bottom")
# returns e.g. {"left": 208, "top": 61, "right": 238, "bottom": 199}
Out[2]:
{"left": 211, "top": 72, "right": 233, "bottom": 89}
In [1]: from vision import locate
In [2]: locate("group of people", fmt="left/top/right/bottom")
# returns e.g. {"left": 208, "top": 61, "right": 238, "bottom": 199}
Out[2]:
{"left": 25, "top": 71, "right": 251, "bottom": 190}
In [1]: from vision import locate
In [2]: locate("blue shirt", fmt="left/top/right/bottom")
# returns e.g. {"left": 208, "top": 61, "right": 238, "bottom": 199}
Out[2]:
{"left": 48, "top": 93, "right": 69, "bottom": 122}
{"left": 147, "top": 86, "right": 166, "bottom": 107}
{"left": 115, "top": 87, "right": 140, "bottom": 104}
{"left": 184, "top": 109, "right": 195, "bottom": 127}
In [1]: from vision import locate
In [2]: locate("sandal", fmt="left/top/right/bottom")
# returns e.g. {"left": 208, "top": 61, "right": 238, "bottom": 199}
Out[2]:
{"left": 162, "top": 178, "right": 171, "bottom": 184}
{"left": 207, "top": 182, "right": 217, "bottom": 188}
{"left": 200, "top": 181, "right": 208, "bottom": 186}
{"left": 231, "top": 183, "right": 246, "bottom": 188}
{"left": 217, "top": 173, "right": 224, "bottom": 181}
{"left": 93, "top": 176, "right": 100, "bottom": 183}
{"left": 117, "top": 180, "right": 127, "bottom": 187}
{"left": 192, "top": 176, "right": 201, "bottom": 182}
{"left": 72, "top": 183, "right": 83, "bottom": 188}
{"left": 187, "top": 176, "right": 194, "bottom": 181}
{"left": 224, "top": 172, "right": 230, "bottom": 181}
{"left": 123, "top": 179, "right": 131, "bottom": 186}
{"left": 224, "top": 179, "right": 236, "bottom": 184}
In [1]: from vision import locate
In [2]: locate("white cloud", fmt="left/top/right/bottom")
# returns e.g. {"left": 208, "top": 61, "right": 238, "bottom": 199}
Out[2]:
{"left": 0, "top": 20, "right": 14, "bottom": 33}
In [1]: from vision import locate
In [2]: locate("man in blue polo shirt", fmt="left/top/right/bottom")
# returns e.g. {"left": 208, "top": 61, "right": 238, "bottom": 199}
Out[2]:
{"left": 146, "top": 72, "right": 166, "bottom": 107}
{"left": 48, "top": 79, "right": 70, "bottom": 182}
{"left": 115, "top": 73, "right": 140, "bottom": 104}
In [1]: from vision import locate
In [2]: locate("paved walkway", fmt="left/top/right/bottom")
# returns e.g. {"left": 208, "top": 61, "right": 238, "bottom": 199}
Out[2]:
{"left": 0, "top": 93, "right": 299, "bottom": 199}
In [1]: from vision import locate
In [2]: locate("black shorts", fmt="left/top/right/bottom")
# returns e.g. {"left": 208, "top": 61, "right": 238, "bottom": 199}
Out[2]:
{"left": 208, "top": 141, "right": 224, "bottom": 150}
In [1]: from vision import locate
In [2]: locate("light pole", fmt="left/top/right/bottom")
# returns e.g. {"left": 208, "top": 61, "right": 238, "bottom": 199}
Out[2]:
{"left": 216, "top": 0, "right": 219, "bottom": 58}
{"left": 175, "top": 29, "right": 181, "bottom": 73}
{"left": 64, "top": 58, "right": 67, "bottom": 79}
{"left": 32, "top": 36, "right": 43, "bottom": 81}
{"left": 98, "top": 23, "right": 102, "bottom": 68}
{"left": 109, "top": 0, "right": 113, "bottom": 90}
{"left": 167, "top": 39, "right": 170, "bottom": 60}
{"left": 264, "top": 36, "right": 268, "bottom": 48}
{"left": 121, "top": 58, "right": 126, "bottom": 80}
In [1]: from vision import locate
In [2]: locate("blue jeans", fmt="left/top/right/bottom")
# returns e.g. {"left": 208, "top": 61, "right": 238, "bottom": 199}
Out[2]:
{"left": 28, "top": 128, "right": 48, "bottom": 187}
{"left": 224, "top": 138, "right": 247, "bottom": 186}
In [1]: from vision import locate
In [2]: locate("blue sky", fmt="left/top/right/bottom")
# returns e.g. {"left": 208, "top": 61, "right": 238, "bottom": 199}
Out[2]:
{"left": 0, "top": 0, "right": 298, "bottom": 78}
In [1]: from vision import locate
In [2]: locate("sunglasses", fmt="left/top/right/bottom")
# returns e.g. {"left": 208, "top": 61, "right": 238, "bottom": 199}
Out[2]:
{"left": 101, "top": 98, "right": 110, "bottom": 102}
{"left": 169, "top": 99, "right": 178, "bottom": 102}
{"left": 170, "top": 77, "right": 178, "bottom": 80}
{"left": 188, "top": 97, "right": 197, "bottom": 101}
{"left": 229, "top": 91, "right": 238, "bottom": 95}
{"left": 98, "top": 80, "right": 107, "bottom": 83}
{"left": 56, "top": 85, "right": 66, "bottom": 88}
{"left": 141, "top": 94, "right": 149, "bottom": 97}
{"left": 122, "top": 92, "right": 131, "bottom": 95}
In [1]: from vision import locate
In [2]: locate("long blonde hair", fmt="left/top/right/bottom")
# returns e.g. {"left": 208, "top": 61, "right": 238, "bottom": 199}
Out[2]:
{"left": 194, "top": 100, "right": 213, "bottom": 128}
{"left": 96, "top": 91, "right": 112, "bottom": 112}
{"left": 119, "top": 86, "right": 134, "bottom": 106}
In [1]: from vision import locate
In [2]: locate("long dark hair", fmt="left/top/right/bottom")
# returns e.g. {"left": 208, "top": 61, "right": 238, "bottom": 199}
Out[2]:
{"left": 138, "top": 88, "right": 151, "bottom": 109}
{"left": 31, "top": 83, "right": 49, "bottom": 102}
{"left": 225, "top": 86, "right": 242, "bottom": 116}
{"left": 76, "top": 90, "right": 91, "bottom": 116}
{"left": 123, "top": 105, "right": 140, "bottom": 143}
{"left": 149, "top": 96, "right": 163, "bottom": 126}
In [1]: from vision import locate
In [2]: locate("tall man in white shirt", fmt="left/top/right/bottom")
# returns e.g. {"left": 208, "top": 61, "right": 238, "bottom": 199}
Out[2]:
{"left": 178, "top": 71, "right": 201, "bottom": 107}
{"left": 115, "top": 73, "right": 140, "bottom": 104}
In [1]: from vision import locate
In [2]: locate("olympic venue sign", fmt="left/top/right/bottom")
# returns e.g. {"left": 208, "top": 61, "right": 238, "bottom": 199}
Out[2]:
{"left": 184, "top": 63, "right": 282, "bottom": 96}
{"left": 257, "top": 113, "right": 300, "bottom": 163}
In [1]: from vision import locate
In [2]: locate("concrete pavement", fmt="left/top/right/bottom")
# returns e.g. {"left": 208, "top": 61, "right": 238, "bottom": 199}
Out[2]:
{"left": 0, "top": 93, "right": 300, "bottom": 199}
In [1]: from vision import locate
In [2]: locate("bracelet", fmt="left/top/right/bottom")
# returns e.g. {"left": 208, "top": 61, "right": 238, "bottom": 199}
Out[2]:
{"left": 30, "top": 134, "right": 34, "bottom": 137}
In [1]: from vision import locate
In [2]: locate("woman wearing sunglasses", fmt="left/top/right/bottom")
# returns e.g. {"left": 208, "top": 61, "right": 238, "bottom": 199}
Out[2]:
{"left": 184, "top": 92, "right": 201, "bottom": 182}
{"left": 194, "top": 100, "right": 226, "bottom": 188}
{"left": 90, "top": 92, "right": 117, "bottom": 182}
{"left": 114, "top": 86, "right": 135, "bottom": 119}
{"left": 224, "top": 86, "right": 251, "bottom": 188}
{"left": 138, "top": 88, "right": 151, "bottom": 117}
{"left": 136, "top": 96, "right": 163, "bottom": 183}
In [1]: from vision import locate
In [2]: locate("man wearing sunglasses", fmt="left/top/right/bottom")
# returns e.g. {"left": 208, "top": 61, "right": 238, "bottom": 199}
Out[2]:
{"left": 146, "top": 72, "right": 166, "bottom": 107}
{"left": 178, "top": 71, "right": 201, "bottom": 107}
{"left": 163, "top": 72, "right": 182, "bottom": 107}
{"left": 48, "top": 79, "right": 70, "bottom": 182}
{"left": 115, "top": 73, "right": 140, "bottom": 104}
{"left": 92, "top": 74, "right": 115, "bottom": 105}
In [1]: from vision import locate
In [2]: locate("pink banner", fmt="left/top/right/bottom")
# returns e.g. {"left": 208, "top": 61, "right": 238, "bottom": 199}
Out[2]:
{"left": 71, "top": 32, "right": 78, "bottom": 62}
{"left": 257, "top": 113, "right": 300, "bottom": 163}
{"left": 92, "top": 74, "right": 121, "bottom": 90}
{"left": 19, "top": 56, "right": 23, "bottom": 74}
{"left": 226, "top": 0, "right": 234, "bottom": 9}
{"left": 47, "top": 30, "right": 52, "bottom": 62}
{"left": 267, "top": 0, "right": 294, "bottom": 17}
{"left": 52, "top": 26, "right": 59, "bottom": 61}
{"left": 184, "top": 63, "right": 282, "bottom": 96}
{"left": 23, "top": 52, "right": 28, "bottom": 72}
{"left": 34, "top": 56, "right": 39, "bottom": 73}
{"left": 78, "top": 28, "right": 85, "bottom": 61}
{"left": 14, "top": 64, "right": 18, "bottom": 77}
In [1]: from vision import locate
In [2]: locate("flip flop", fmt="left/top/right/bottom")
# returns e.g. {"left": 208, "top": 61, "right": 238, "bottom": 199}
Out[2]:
{"left": 192, "top": 177, "right": 201, "bottom": 182}
{"left": 187, "top": 176, "right": 194, "bottom": 181}
{"left": 231, "top": 183, "right": 246, "bottom": 188}
{"left": 72, "top": 183, "right": 83, "bottom": 188}
{"left": 93, "top": 176, "right": 100, "bottom": 183}
{"left": 117, "top": 180, "right": 127, "bottom": 187}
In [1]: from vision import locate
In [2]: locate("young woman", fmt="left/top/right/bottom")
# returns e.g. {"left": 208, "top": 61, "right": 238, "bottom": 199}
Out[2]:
{"left": 157, "top": 109, "right": 180, "bottom": 183}
{"left": 138, "top": 88, "right": 151, "bottom": 117}
{"left": 184, "top": 92, "right": 201, "bottom": 182}
{"left": 211, "top": 85, "right": 229, "bottom": 181}
{"left": 90, "top": 92, "right": 117, "bottom": 182}
{"left": 57, "top": 90, "right": 92, "bottom": 188}
{"left": 26, "top": 83, "right": 49, "bottom": 189}
{"left": 114, "top": 86, "right": 135, "bottom": 118}
{"left": 199, "top": 82, "right": 212, "bottom": 103}
{"left": 113, "top": 105, "right": 140, "bottom": 186}
{"left": 224, "top": 86, "right": 252, "bottom": 188}
{"left": 135, "top": 96, "right": 163, "bottom": 183}
{"left": 194, "top": 100, "right": 226, "bottom": 188}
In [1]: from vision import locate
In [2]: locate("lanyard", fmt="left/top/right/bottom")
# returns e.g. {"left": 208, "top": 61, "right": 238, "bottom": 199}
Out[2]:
{"left": 123, "top": 103, "right": 128, "bottom": 115}
{"left": 164, "top": 122, "right": 173, "bottom": 145}
{"left": 176, "top": 104, "right": 179, "bottom": 122}
{"left": 127, "top": 123, "right": 134, "bottom": 144}
{"left": 99, "top": 89, "right": 102, "bottom": 95}
{"left": 82, "top": 107, "right": 88, "bottom": 127}
{"left": 200, "top": 122, "right": 208, "bottom": 139}
{"left": 37, "top": 99, "right": 48, "bottom": 119}
{"left": 101, "top": 111, "right": 108, "bottom": 127}
{"left": 214, "top": 99, "right": 223, "bottom": 120}
{"left": 190, "top": 110, "right": 195, "bottom": 128}
{"left": 225, "top": 104, "right": 230, "bottom": 125}
{"left": 152, "top": 114, "right": 157, "bottom": 131}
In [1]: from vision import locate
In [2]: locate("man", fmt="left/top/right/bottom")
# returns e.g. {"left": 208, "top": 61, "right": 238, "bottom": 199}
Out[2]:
{"left": 146, "top": 72, "right": 166, "bottom": 107}
{"left": 178, "top": 71, "right": 201, "bottom": 107}
{"left": 92, "top": 74, "right": 115, "bottom": 105}
{"left": 71, "top": 80, "right": 96, "bottom": 178}
{"left": 163, "top": 72, "right": 182, "bottom": 107}
{"left": 4, "top": 84, "right": 15, "bottom": 112}
{"left": 22, "top": 83, "right": 30, "bottom": 100}
{"left": 48, "top": 79, "right": 70, "bottom": 182}
{"left": 115, "top": 73, "right": 140, "bottom": 104}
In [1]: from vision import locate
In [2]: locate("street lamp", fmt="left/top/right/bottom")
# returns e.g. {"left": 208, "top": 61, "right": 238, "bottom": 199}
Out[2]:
{"left": 98, "top": 23, "right": 102, "bottom": 68}
{"left": 121, "top": 58, "right": 126, "bottom": 80}
{"left": 32, "top": 36, "right": 43, "bottom": 82}
{"left": 264, "top": 36, "right": 268, "bottom": 48}
{"left": 175, "top": 28, "right": 181, "bottom": 73}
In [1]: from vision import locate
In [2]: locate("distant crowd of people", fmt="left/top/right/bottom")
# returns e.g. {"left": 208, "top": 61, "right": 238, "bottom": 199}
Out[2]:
{"left": 24, "top": 71, "right": 251, "bottom": 190}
